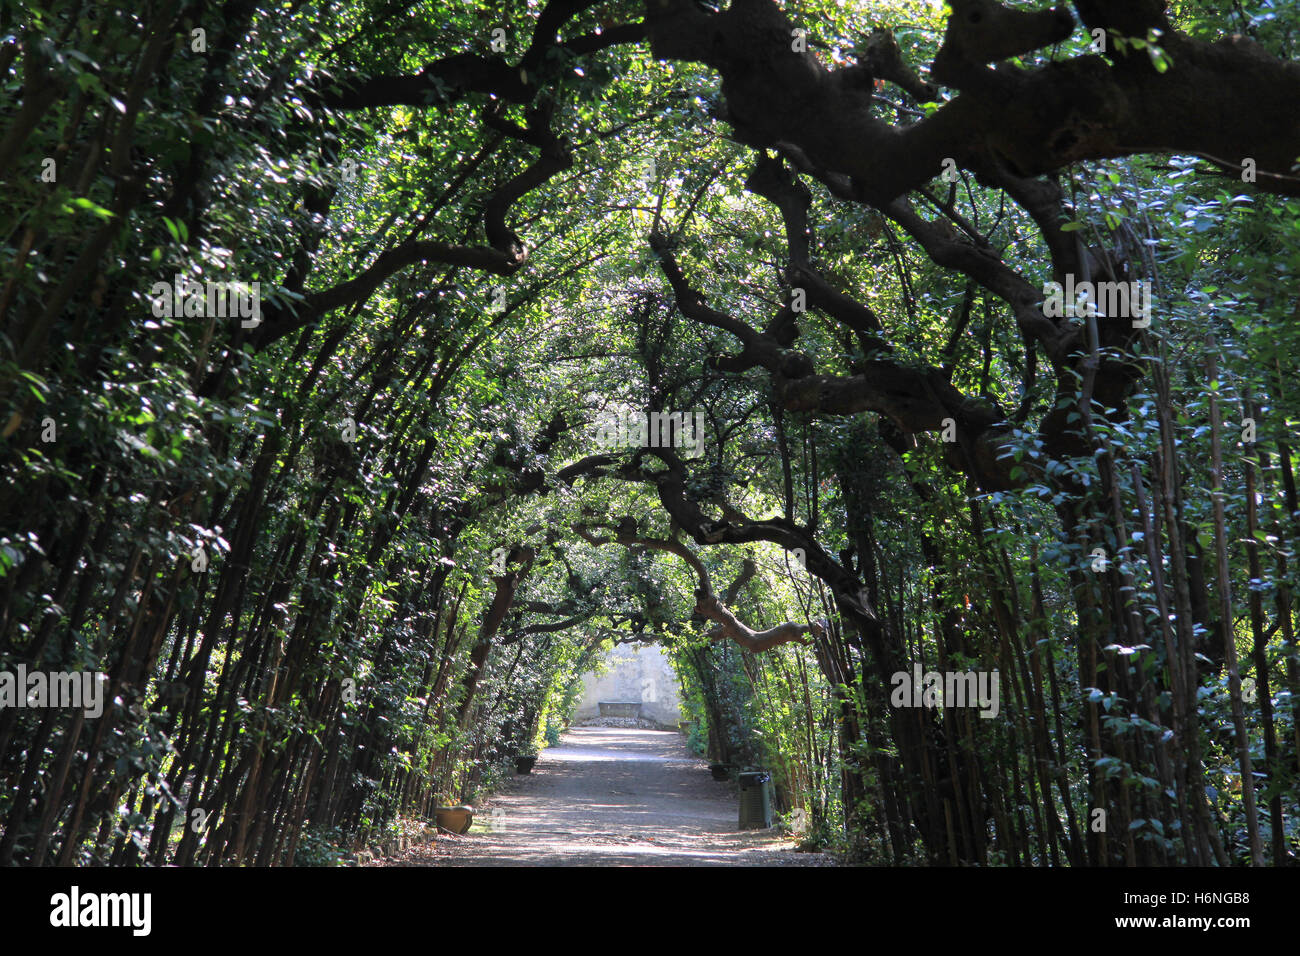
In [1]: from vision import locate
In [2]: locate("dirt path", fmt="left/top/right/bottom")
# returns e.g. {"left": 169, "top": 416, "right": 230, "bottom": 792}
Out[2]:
{"left": 380, "top": 726, "right": 834, "bottom": 866}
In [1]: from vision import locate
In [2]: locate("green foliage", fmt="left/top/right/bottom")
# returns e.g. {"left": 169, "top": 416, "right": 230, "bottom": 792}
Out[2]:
{"left": 1, "top": 0, "right": 1298, "bottom": 870}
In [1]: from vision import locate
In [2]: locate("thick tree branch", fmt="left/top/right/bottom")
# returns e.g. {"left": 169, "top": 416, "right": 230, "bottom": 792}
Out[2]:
{"left": 644, "top": 0, "right": 1300, "bottom": 202}
{"left": 649, "top": 231, "right": 1018, "bottom": 489}
{"left": 253, "top": 114, "right": 571, "bottom": 347}
{"left": 319, "top": 1, "right": 641, "bottom": 110}
{"left": 572, "top": 521, "right": 821, "bottom": 653}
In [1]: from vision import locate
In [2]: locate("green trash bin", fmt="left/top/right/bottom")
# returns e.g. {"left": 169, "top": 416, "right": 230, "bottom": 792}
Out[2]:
{"left": 738, "top": 771, "right": 772, "bottom": 830}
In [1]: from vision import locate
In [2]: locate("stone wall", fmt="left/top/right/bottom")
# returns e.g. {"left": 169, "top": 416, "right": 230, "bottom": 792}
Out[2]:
{"left": 574, "top": 642, "right": 682, "bottom": 727}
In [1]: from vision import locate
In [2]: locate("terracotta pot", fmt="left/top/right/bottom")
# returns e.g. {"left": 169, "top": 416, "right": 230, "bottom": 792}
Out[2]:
{"left": 433, "top": 806, "right": 474, "bottom": 834}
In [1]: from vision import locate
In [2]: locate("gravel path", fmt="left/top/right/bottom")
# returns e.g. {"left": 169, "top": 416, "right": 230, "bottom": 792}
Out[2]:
{"left": 377, "top": 727, "right": 834, "bottom": 866}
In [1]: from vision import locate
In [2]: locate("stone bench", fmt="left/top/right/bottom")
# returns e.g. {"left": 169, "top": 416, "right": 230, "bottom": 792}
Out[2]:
{"left": 598, "top": 701, "right": 642, "bottom": 718}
